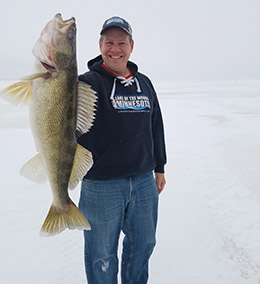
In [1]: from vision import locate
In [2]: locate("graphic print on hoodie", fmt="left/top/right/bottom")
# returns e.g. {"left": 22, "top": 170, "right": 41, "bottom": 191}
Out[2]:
{"left": 110, "top": 76, "right": 151, "bottom": 112}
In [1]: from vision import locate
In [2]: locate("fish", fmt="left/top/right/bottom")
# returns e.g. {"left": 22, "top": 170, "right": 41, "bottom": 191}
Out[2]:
{"left": 1, "top": 14, "right": 97, "bottom": 236}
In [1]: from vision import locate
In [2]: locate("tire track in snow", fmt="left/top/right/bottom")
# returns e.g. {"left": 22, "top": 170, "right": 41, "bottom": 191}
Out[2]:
{"left": 220, "top": 233, "right": 260, "bottom": 283}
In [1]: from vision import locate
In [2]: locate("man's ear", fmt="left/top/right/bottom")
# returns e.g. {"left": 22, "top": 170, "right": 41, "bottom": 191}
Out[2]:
{"left": 131, "top": 40, "right": 134, "bottom": 52}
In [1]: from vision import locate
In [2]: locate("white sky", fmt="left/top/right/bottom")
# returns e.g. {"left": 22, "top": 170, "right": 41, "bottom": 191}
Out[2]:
{"left": 1, "top": 0, "right": 260, "bottom": 81}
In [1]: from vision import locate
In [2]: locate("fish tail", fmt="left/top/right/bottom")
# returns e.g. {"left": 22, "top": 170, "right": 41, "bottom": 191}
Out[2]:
{"left": 40, "top": 200, "right": 91, "bottom": 237}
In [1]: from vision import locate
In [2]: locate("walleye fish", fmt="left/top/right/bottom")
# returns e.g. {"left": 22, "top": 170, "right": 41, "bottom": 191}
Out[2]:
{"left": 1, "top": 14, "right": 97, "bottom": 236}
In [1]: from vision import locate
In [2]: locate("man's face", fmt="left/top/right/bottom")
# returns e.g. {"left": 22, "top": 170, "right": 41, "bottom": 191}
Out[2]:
{"left": 99, "top": 28, "right": 134, "bottom": 76}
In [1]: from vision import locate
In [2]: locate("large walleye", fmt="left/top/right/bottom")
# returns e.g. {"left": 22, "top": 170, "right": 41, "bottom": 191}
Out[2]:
{"left": 1, "top": 14, "right": 97, "bottom": 236}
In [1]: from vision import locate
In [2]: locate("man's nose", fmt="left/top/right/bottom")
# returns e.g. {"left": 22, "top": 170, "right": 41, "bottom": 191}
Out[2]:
{"left": 111, "top": 44, "right": 120, "bottom": 52}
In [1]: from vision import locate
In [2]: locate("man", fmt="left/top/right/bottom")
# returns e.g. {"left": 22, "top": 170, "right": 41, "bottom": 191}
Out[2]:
{"left": 78, "top": 16, "right": 167, "bottom": 284}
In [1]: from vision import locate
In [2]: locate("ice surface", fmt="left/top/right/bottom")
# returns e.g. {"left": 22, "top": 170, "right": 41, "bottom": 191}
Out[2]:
{"left": 1, "top": 80, "right": 260, "bottom": 283}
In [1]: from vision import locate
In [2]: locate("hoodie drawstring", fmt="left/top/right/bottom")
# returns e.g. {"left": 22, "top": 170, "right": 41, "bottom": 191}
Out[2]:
{"left": 110, "top": 76, "right": 142, "bottom": 100}
{"left": 110, "top": 78, "right": 117, "bottom": 100}
{"left": 134, "top": 77, "right": 141, "bottom": 93}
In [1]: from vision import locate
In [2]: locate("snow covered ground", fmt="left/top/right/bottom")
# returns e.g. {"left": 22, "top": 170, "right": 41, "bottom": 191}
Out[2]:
{"left": 1, "top": 80, "right": 260, "bottom": 283}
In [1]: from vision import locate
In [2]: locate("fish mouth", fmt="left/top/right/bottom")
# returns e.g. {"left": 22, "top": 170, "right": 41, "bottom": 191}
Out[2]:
{"left": 55, "top": 13, "right": 75, "bottom": 27}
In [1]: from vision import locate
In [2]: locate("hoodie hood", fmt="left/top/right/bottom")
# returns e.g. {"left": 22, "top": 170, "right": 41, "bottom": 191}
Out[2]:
{"left": 87, "top": 55, "right": 142, "bottom": 99}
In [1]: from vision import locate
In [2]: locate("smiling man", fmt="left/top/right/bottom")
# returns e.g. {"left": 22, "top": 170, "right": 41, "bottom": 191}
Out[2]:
{"left": 78, "top": 16, "right": 167, "bottom": 284}
{"left": 99, "top": 22, "right": 134, "bottom": 77}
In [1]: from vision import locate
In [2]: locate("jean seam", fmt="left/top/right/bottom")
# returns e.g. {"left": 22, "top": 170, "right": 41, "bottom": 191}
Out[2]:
{"left": 124, "top": 219, "right": 134, "bottom": 284}
{"left": 124, "top": 177, "right": 133, "bottom": 283}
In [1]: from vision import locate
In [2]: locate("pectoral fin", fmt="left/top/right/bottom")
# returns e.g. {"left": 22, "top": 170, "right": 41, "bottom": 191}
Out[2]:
{"left": 1, "top": 73, "right": 50, "bottom": 105}
{"left": 76, "top": 81, "right": 97, "bottom": 136}
{"left": 68, "top": 144, "right": 93, "bottom": 189}
{"left": 22, "top": 72, "right": 51, "bottom": 80}
{"left": 1, "top": 81, "right": 32, "bottom": 105}
{"left": 20, "top": 153, "right": 47, "bottom": 183}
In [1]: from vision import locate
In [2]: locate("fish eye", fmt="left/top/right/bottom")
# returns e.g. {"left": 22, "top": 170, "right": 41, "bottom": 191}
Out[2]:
{"left": 68, "top": 33, "right": 74, "bottom": 40}
{"left": 71, "top": 24, "right": 76, "bottom": 32}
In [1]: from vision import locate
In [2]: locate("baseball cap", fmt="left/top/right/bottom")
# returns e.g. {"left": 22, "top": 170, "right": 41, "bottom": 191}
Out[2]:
{"left": 100, "top": 16, "right": 132, "bottom": 36}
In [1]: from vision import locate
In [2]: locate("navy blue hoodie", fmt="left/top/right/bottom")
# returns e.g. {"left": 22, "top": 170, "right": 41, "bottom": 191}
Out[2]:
{"left": 77, "top": 55, "right": 166, "bottom": 180}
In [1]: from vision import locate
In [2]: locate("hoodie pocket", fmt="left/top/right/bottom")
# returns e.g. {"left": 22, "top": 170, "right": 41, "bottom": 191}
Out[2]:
{"left": 93, "top": 139, "right": 154, "bottom": 170}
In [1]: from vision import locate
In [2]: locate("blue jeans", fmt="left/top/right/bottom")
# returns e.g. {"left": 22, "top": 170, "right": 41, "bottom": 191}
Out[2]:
{"left": 79, "top": 172, "right": 159, "bottom": 284}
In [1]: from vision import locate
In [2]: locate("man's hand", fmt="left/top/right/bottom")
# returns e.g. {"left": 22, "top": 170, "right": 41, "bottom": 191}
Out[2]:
{"left": 154, "top": 172, "right": 166, "bottom": 194}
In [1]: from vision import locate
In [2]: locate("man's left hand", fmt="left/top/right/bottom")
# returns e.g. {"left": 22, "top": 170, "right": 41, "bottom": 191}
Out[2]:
{"left": 154, "top": 172, "right": 166, "bottom": 194}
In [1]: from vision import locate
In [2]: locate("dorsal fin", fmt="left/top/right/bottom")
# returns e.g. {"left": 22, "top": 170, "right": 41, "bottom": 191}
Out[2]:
{"left": 76, "top": 81, "right": 97, "bottom": 136}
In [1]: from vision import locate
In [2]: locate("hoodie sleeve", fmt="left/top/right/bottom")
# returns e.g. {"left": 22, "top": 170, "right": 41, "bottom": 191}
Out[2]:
{"left": 151, "top": 85, "right": 167, "bottom": 173}
{"left": 78, "top": 72, "right": 97, "bottom": 89}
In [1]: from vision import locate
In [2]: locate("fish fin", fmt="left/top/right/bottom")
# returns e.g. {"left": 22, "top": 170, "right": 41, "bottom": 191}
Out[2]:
{"left": 68, "top": 144, "right": 93, "bottom": 190}
{"left": 76, "top": 81, "right": 97, "bottom": 136}
{"left": 0, "top": 81, "right": 32, "bottom": 105}
{"left": 22, "top": 72, "right": 51, "bottom": 80}
{"left": 20, "top": 153, "right": 47, "bottom": 183}
{"left": 40, "top": 200, "right": 91, "bottom": 237}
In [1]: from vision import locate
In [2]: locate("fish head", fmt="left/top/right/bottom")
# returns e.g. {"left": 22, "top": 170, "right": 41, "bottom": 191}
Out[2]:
{"left": 32, "top": 13, "right": 77, "bottom": 73}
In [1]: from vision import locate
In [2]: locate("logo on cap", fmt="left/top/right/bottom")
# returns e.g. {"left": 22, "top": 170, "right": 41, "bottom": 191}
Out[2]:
{"left": 106, "top": 17, "right": 124, "bottom": 25}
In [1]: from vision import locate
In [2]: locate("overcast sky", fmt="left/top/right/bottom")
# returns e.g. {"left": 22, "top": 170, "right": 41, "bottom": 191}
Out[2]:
{"left": 1, "top": 0, "right": 260, "bottom": 81}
